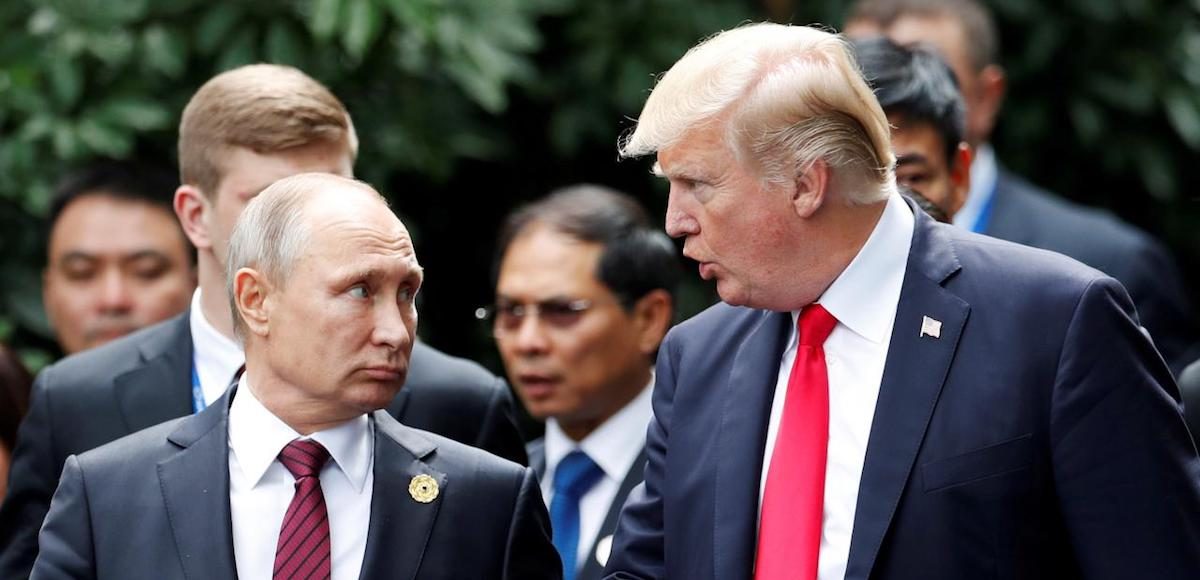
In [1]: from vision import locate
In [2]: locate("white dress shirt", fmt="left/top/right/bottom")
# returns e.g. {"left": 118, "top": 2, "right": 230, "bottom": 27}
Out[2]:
{"left": 228, "top": 377, "right": 374, "bottom": 580}
{"left": 542, "top": 378, "right": 653, "bottom": 571}
{"left": 189, "top": 289, "right": 245, "bottom": 407}
{"left": 759, "top": 193, "right": 914, "bottom": 580}
{"left": 953, "top": 143, "right": 997, "bottom": 232}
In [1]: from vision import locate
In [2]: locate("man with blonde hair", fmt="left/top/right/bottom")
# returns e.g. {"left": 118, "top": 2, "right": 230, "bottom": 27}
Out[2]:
{"left": 1, "top": 64, "right": 526, "bottom": 579}
{"left": 603, "top": 23, "right": 1200, "bottom": 580}
{"left": 31, "top": 174, "right": 559, "bottom": 580}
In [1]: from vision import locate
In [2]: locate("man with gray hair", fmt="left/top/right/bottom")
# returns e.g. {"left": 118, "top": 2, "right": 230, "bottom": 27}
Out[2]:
{"left": 603, "top": 22, "right": 1200, "bottom": 580}
{"left": 30, "top": 174, "right": 561, "bottom": 580}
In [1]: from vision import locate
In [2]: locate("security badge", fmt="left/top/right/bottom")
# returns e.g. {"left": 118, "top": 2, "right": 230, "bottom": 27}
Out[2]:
{"left": 920, "top": 316, "right": 942, "bottom": 339}
{"left": 409, "top": 474, "right": 439, "bottom": 503}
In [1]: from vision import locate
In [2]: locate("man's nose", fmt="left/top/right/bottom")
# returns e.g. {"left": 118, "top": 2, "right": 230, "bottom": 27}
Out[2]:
{"left": 373, "top": 303, "right": 413, "bottom": 351}
{"left": 96, "top": 271, "right": 133, "bottom": 313}
{"left": 664, "top": 189, "right": 699, "bottom": 239}
{"left": 509, "top": 314, "right": 550, "bottom": 355}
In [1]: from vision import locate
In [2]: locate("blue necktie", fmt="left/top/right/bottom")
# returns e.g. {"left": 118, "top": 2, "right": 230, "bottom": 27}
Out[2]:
{"left": 550, "top": 450, "right": 605, "bottom": 580}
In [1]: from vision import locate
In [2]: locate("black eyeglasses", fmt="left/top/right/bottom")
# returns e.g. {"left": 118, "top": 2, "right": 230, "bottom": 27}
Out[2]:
{"left": 476, "top": 298, "right": 596, "bottom": 335}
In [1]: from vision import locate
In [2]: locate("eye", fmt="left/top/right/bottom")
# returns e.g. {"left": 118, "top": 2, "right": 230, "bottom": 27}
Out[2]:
{"left": 348, "top": 285, "right": 369, "bottom": 299}
{"left": 398, "top": 287, "right": 415, "bottom": 303}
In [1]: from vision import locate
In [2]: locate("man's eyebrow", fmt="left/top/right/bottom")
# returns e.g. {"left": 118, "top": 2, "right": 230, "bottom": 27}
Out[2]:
{"left": 121, "top": 250, "right": 171, "bottom": 263}
{"left": 895, "top": 153, "right": 931, "bottom": 166}
{"left": 57, "top": 251, "right": 98, "bottom": 265}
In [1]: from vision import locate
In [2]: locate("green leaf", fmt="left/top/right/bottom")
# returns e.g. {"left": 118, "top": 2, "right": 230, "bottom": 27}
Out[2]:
{"left": 51, "top": 122, "right": 81, "bottom": 160}
{"left": 76, "top": 118, "right": 133, "bottom": 157}
{"left": 310, "top": 0, "right": 342, "bottom": 41}
{"left": 215, "top": 27, "right": 259, "bottom": 72}
{"left": 46, "top": 57, "right": 82, "bottom": 109}
{"left": 342, "top": 0, "right": 383, "bottom": 60}
{"left": 86, "top": 29, "right": 136, "bottom": 66}
{"left": 196, "top": 3, "right": 244, "bottom": 56}
{"left": 93, "top": 98, "right": 172, "bottom": 131}
{"left": 142, "top": 25, "right": 188, "bottom": 78}
{"left": 265, "top": 20, "right": 307, "bottom": 67}
{"left": 1164, "top": 89, "right": 1200, "bottom": 150}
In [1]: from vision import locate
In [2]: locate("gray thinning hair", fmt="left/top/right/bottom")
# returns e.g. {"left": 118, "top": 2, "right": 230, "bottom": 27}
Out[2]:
{"left": 225, "top": 173, "right": 383, "bottom": 341}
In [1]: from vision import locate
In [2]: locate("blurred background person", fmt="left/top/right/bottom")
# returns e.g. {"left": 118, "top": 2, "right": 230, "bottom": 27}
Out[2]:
{"left": 0, "top": 345, "right": 31, "bottom": 501}
{"left": 488, "top": 185, "right": 679, "bottom": 580}
{"left": 851, "top": 35, "right": 972, "bottom": 223}
{"left": 42, "top": 160, "right": 195, "bottom": 355}
{"left": 845, "top": 0, "right": 1200, "bottom": 373}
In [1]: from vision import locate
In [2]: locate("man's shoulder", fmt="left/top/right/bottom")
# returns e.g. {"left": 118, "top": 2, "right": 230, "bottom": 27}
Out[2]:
{"left": 377, "top": 412, "right": 525, "bottom": 477}
{"left": 70, "top": 415, "right": 190, "bottom": 475}
{"left": 36, "top": 312, "right": 190, "bottom": 397}
{"left": 405, "top": 341, "right": 502, "bottom": 396}
{"left": 995, "top": 171, "right": 1162, "bottom": 262}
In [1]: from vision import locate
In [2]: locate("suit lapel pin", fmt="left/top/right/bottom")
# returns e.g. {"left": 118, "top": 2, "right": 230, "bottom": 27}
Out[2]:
{"left": 409, "top": 474, "right": 439, "bottom": 503}
{"left": 595, "top": 534, "right": 614, "bottom": 567}
{"left": 920, "top": 316, "right": 942, "bottom": 339}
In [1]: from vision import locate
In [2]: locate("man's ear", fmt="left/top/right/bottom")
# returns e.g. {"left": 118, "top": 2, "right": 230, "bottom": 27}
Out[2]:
{"left": 630, "top": 289, "right": 674, "bottom": 356}
{"left": 971, "top": 64, "right": 1007, "bottom": 141}
{"left": 234, "top": 268, "right": 272, "bottom": 338}
{"left": 792, "top": 158, "right": 831, "bottom": 218}
{"left": 946, "top": 142, "right": 973, "bottom": 218}
{"left": 175, "top": 185, "right": 214, "bottom": 251}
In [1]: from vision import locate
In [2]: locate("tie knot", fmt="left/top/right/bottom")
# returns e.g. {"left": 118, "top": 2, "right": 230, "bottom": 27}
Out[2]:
{"left": 797, "top": 304, "right": 837, "bottom": 347}
{"left": 553, "top": 450, "right": 604, "bottom": 499}
{"left": 278, "top": 438, "right": 330, "bottom": 480}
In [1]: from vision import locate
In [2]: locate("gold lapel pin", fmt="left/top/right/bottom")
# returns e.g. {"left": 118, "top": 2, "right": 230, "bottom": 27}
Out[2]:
{"left": 920, "top": 316, "right": 942, "bottom": 339}
{"left": 409, "top": 474, "right": 439, "bottom": 503}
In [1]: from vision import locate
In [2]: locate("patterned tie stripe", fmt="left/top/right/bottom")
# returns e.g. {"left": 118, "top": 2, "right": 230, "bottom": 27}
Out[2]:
{"left": 275, "top": 439, "right": 332, "bottom": 580}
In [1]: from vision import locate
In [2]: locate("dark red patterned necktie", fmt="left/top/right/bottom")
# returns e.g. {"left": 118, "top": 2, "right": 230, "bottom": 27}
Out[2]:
{"left": 274, "top": 439, "right": 332, "bottom": 580}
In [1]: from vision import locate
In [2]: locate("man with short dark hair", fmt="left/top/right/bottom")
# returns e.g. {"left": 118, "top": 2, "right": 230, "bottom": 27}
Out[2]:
{"left": 31, "top": 174, "right": 560, "bottom": 580}
{"left": 844, "top": 0, "right": 1199, "bottom": 371}
{"left": 42, "top": 160, "right": 195, "bottom": 354}
{"left": 490, "top": 185, "right": 679, "bottom": 580}
{"left": 852, "top": 36, "right": 971, "bottom": 222}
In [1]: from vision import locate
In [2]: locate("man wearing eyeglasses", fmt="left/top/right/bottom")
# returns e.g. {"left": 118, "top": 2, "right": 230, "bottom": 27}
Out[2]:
{"left": 488, "top": 185, "right": 680, "bottom": 580}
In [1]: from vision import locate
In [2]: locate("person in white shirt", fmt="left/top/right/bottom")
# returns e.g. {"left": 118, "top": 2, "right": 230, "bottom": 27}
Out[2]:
{"left": 31, "top": 173, "right": 560, "bottom": 580}
{"left": 489, "top": 185, "right": 679, "bottom": 580}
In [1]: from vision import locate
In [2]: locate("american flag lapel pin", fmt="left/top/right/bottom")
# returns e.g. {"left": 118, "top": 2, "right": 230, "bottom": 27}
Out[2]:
{"left": 920, "top": 316, "right": 942, "bottom": 339}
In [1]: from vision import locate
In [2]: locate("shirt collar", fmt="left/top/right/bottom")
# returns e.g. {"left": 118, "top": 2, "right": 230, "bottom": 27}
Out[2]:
{"left": 228, "top": 375, "right": 374, "bottom": 493}
{"left": 809, "top": 192, "right": 915, "bottom": 344}
{"left": 953, "top": 143, "right": 997, "bottom": 230}
{"left": 189, "top": 289, "right": 245, "bottom": 395}
{"left": 544, "top": 374, "right": 654, "bottom": 482}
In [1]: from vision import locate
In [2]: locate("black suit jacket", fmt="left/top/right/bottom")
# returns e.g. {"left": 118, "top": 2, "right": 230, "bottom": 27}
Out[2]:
{"left": 604, "top": 202, "right": 1200, "bottom": 579}
{"left": 986, "top": 168, "right": 1199, "bottom": 372}
{"left": 1177, "top": 358, "right": 1200, "bottom": 440}
{"left": 0, "top": 311, "right": 527, "bottom": 579}
{"left": 528, "top": 439, "right": 646, "bottom": 580}
{"left": 29, "top": 389, "right": 560, "bottom": 580}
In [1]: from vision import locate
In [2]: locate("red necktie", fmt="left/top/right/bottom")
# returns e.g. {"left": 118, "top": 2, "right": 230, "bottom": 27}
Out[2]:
{"left": 755, "top": 304, "right": 838, "bottom": 580}
{"left": 274, "top": 439, "right": 332, "bottom": 580}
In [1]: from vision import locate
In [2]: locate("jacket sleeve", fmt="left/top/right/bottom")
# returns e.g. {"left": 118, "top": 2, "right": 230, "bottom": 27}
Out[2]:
{"left": 1050, "top": 277, "right": 1200, "bottom": 577}
{"left": 0, "top": 367, "right": 64, "bottom": 580}
{"left": 603, "top": 328, "right": 680, "bottom": 580}
{"left": 475, "top": 377, "right": 530, "bottom": 467}
{"left": 502, "top": 467, "right": 561, "bottom": 580}
{"left": 29, "top": 455, "right": 96, "bottom": 580}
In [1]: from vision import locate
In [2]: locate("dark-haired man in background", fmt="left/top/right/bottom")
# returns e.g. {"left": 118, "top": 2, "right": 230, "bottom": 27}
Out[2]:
{"left": 42, "top": 160, "right": 195, "bottom": 355}
{"left": 852, "top": 36, "right": 971, "bottom": 224}
{"left": 845, "top": 0, "right": 1199, "bottom": 371}
{"left": 490, "top": 185, "right": 678, "bottom": 580}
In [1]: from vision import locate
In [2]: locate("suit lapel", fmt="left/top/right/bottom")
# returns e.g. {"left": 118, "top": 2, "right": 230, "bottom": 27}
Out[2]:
{"left": 528, "top": 438, "right": 547, "bottom": 479}
{"left": 843, "top": 209, "right": 970, "bottom": 580}
{"left": 358, "top": 412, "right": 445, "bottom": 580}
{"left": 115, "top": 313, "right": 193, "bottom": 433}
{"left": 157, "top": 388, "right": 237, "bottom": 580}
{"left": 713, "top": 310, "right": 793, "bottom": 580}
{"left": 578, "top": 446, "right": 647, "bottom": 580}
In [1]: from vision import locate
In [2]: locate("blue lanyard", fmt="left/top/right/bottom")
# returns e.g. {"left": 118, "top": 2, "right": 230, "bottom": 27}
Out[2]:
{"left": 191, "top": 359, "right": 207, "bottom": 414}
{"left": 970, "top": 174, "right": 999, "bottom": 233}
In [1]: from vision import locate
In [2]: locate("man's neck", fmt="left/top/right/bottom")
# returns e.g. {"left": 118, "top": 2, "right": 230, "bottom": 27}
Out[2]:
{"left": 558, "top": 366, "right": 653, "bottom": 442}
{"left": 243, "top": 365, "right": 359, "bottom": 436}
{"left": 198, "top": 256, "right": 236, "bottom": 341}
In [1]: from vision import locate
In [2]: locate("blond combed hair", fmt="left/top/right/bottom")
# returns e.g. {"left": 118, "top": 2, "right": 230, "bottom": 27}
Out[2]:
{"left": 179, "top": 64, "right": 358, "bottom": 196}
{"left": 620, "top": 23, "right": 896, "bottom": 204}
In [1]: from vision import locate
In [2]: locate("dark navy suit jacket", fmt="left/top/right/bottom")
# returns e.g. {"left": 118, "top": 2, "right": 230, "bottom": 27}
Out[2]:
{"left": 986, "top": 169, "right": 1198, "bottom": 373}
{"left": 604, "top": 202, "right": 1200, "bottom": 580}
{"left": 29, "top": 389, "right": 559, "bottom": 580}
